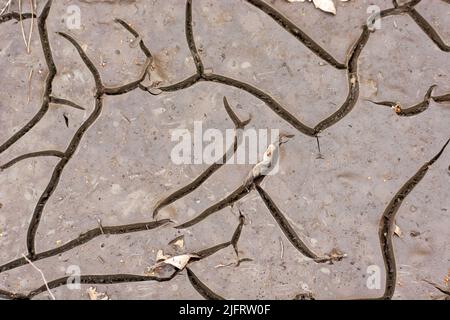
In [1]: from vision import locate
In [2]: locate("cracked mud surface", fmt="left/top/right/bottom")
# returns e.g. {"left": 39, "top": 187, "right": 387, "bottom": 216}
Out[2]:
{"left": 0, "top": 0, "right": 449, "bottom": 300}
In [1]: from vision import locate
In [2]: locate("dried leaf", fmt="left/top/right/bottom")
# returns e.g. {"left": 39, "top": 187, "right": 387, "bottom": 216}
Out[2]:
{"left": 327, "top": 248, "right": 346, "bottom": 261}
{"left": 87, "top": 287, "right": 109, "bottom": 300}
{"left": 312, "top": 0, "right": 336, "bottom": 14}
{"left": 156, "top": 249, "right": 170, "bottom": 262}
{"left": 168, "top": 235, "right": 185, "bottom": 250}
{"left": 286, "top": 0, "right": 352, "bottom": 15}
{"left": 163, "top": 254, "right": 199, "bottom": 270}
{"left": 249, "top": 144, "right": 278, "bottom": 180}
{"left": 394, "top": 224, "right": 403, "bottom": 238}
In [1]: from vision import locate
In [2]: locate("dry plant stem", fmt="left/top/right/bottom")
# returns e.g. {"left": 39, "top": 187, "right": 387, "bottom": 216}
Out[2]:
{"left": 22, "top": 254, "right": 55, "bottom": 300}
{"left": 0, "top": 0, "right": 13, "bottom": 16}
{"left": 27, "top": 68, "right": 33, "bottom": 102}
{"left": 18, "top": 0, "right": 34, "bottom": 54}
{"left": 28, "top": 0, "right": 34, "bottom": 50}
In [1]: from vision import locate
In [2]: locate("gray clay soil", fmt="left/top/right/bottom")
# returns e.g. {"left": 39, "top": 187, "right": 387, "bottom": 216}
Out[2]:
{"left": 0, "top": 0, "right": 449, "bottom": 300}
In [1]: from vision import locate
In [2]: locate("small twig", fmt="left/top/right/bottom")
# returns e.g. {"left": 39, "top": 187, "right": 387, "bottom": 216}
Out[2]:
{"left": 21, "top": 254, "right": 56, "bottom": 300}
{"left": 279, "top": 236, "right": 284, "bottom": 260}
{"left": 27, "top": 67, "right": 33, "bottom": 103}
{"left": 0, "top": 0, "right": 12, "bottom": 16}
{"left": 18, "top": 0, "right": 26, "bottom": 51}
{"left": 18, "top": 0, "right": 33, "bottom": 54}
{"left": 27, "top": 0, "right": 34, "bottom": 52}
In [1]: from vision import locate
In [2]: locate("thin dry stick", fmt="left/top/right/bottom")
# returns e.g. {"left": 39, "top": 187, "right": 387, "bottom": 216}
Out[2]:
{"left": 27, "top": 67, "right": 33, "bottom": 103}
{"left": 18, "top": 0, "right": 26, "bottom": 50}
{"left": 22, "top": 254, "right": 56, "bottom": 300}
{"left": 27, "top": 0, "right": 34, "bottom": 51}
{"left": 0, "top": 0, "right": 12, "bottom": 16}
{"left": 18, "top": 0, "right": 33, "bottom": 54}
{"left": 279, "top": 237, "right": 284, "bottom": 260}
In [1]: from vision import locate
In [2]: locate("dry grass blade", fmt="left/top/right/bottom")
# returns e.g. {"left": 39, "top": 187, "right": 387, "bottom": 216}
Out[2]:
{"left": 27, "top": 67, "right": 33, "bottom": 103}
{"left": 22, "top": 254, "right": 55, "bottom": 300}
{"left": 18, "top": 0, "right": 34, "bottom": 54}
{"left": 0, "top": 0, "right": 12, "bottom": 16}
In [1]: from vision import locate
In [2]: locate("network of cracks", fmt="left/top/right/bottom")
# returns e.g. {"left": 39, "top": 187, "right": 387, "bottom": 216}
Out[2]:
{"left": 0, "top": 0, "right": 449, "bottom": 300}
